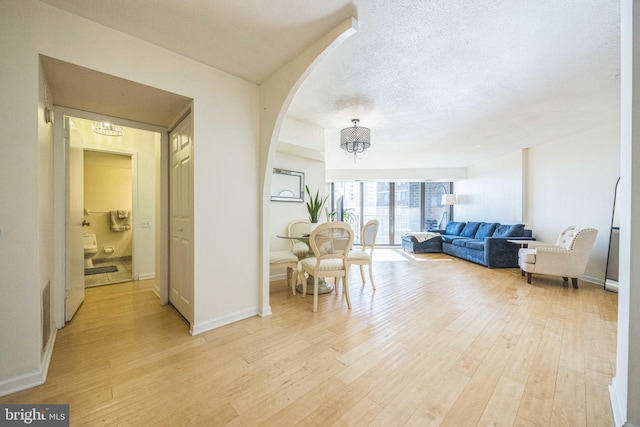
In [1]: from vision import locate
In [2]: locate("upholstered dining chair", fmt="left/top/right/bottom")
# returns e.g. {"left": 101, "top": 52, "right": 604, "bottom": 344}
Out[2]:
{"left": 287, "top": 219, "right": 311, "bottom": 260}
{"left": 518, "top": 226, "right": 597, "bottom": 287}
{"left": 298, "top": 222, "right": 354, "bottom": 312}
{"left": 269, "top": 250, "right": 299, "bottom": 296}
{"left": 347, "top": 219, "right": 379, "bottom": 290}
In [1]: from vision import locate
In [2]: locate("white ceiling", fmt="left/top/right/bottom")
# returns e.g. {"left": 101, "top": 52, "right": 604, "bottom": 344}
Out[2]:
{"left": 40, "top": 0, "right": 621, "bottom": 171}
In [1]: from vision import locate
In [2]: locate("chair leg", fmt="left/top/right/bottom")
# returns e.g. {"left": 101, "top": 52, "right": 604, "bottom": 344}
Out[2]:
{"left": 313, "top": 276, "right": 319, "bottom": 312}
{"left": 563, "top": 276, "right": 569, "bottom": 282}
{"left": 359, "top": 265, "right": 366, "bottom": 284}
{"left": 521, "top": 269, "right": 525, "bottom": 277}
{"left": 343, "top": 274, "right": 352, "bottom": 309}
{"left": 572, "top": 278, "right": 578, "bottom": 288}
{"left": 526, "top": 272, "right": 532, "bottom": 284}
{"left": 291, "top": 267, "right": 298, "bottom": 296}
{"left": 368, "top": 263, "right": 376, "bottom": 290}
{"left": 301, "top": 271, "right": 307, "bottom": 297}
{"left": 286, "top": 267, "right": 292, "bottom": 291}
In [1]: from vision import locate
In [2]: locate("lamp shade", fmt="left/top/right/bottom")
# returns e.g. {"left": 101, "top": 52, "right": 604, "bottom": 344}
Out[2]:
{"left": 441, "top": 194, "right": 457, "bottom": 205}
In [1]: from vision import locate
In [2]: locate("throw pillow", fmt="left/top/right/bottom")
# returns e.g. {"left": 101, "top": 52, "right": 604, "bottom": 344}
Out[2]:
{"left": 445, "top": 221, "right": 466, "bottom": 236}
{"left": 506, "top": 223, "right": 525, "bottom": 237}
{"left": 475, "top": 222, "right": 499, "bottom": 239}
{"left": 460, "top": 222, "right": 481, "bottom": 238}
{"left": 493, "top": 224, "right": 525, "bottom": 237}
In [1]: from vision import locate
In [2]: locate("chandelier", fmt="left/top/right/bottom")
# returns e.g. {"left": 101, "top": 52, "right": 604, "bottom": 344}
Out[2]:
{"left": 92, "top": 122, "right": 124, "bottom": 136}
{"left": 340, "top": 119, "right": 370, "bottom": 162}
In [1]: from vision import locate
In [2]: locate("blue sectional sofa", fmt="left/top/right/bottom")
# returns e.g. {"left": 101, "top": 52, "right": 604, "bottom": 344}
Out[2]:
{"left": 402, "top": 221, "right": 534, "bottom": 268}
{"left": 401, "top": 233, "right": 443, "bottom": 253}
{"left": 437, "top": 221, "right": 534, "bottom": 268}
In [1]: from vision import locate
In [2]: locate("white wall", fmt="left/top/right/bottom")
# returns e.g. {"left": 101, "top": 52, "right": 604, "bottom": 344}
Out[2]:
{"left": 0, "top": 0, "right": 259, "bottom": 393}
{"left": 610, "top": 2, "right": 640, "bottom": 425}
{"left": 269, "top": 154, "right": 325, "bottom": 252}
{"left": 527, "top": 121, "right": 620, "bottom": 281}
{"left": 454, "top": 150, "right": 525, "bottom": 224}
{"left": 455, "top": 120, "right": 619, "bottom": 283}
{"left": 269, "top": 117, "right": 326, "bottom": 255}
{"left": 0, "top": 11, "right": 46, "bottom": 392}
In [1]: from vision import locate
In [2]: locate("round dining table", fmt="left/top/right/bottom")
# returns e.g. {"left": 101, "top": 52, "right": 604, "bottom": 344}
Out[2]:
{"left": 276, "top": 234, "right": 334, "bottom": 294}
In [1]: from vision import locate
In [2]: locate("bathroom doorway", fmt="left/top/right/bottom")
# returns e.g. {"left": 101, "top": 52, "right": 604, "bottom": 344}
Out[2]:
{"left": 83, "top": 150, "right": 134, "bottom": 287}
{"left": 66, "top": 115, "right": 161, "bottom": 289}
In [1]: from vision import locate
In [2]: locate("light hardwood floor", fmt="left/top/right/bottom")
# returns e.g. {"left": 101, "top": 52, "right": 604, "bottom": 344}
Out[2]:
{"left": 1, "top": 250, "right": 618, "bottom": 426}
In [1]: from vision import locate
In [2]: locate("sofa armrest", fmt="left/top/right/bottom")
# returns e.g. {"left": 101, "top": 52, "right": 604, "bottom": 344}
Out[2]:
{"left": 529, "top": 247, "right": 589, "bottom": 277}
{"left": 484, "top": 237, "right": 535, "bottom": 268}
{"left": 428, "top": 229, "right": 446, "bottom": 234}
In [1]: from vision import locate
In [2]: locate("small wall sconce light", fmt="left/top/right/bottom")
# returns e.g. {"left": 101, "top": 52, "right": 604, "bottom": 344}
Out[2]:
{"left": 44, "top": 107, "right": 54, "bottom": 124}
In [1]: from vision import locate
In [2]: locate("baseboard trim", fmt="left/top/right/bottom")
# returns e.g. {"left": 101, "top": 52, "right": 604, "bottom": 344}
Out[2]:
{"left": 259, "top": 305, "right": 272, "bottom": 317}
{"left": 190, "top": 307, "right": 259, "bottom": 336}
{"left": 582, "top": 274, "right": 619, "bottom": 293}
{"left": 137, "top": 272, "right": 155, "bottom": 280}
{"left": 270, "top": 273, "right": 287, "bottom": 281}
{"left": 609, "top": 377, "right": 627, "bottom": 427}
{"left": 0, "top": 328, "right": 57, "bottom": 397}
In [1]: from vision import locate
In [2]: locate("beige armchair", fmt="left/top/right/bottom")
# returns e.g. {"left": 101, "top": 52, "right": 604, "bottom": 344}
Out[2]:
{"left": 287, "top": 219, "right": 310, "bottom": 260}
{"left": 518, "top": 226, "right": 597, "bottom": 287}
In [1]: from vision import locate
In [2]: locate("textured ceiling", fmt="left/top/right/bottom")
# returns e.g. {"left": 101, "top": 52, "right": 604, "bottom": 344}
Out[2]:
{"left": 39, "top": 0, "right": 620, "bottom": 171}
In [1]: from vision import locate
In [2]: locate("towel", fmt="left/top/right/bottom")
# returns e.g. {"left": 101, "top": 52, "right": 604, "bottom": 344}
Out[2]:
{"left": 110, "top": 210, "right": 131, "bottom": 231}
{"left": 403, "top": 231, "right": 440, "bottom": 243}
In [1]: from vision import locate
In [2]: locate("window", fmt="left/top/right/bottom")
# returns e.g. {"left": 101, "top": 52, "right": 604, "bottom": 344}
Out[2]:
{"left": 330, "top": 181, "right": 453, "bottom": 245}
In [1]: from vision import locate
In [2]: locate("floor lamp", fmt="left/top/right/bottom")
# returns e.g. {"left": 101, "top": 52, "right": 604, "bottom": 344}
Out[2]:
{"left": 438, "top": 194, "right": 457, "bottom": 228}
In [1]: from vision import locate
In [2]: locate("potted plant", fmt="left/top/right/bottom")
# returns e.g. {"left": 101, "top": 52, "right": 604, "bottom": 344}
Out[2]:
{"left": 327, "top": 207, "right": 356, "bottom": 225}
{"left": 305, "top": 185, "right": 328, "bottom": 230}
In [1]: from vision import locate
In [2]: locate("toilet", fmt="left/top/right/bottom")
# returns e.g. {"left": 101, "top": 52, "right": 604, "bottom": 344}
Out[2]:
{"left": 83, "top": 233, "right": 98, "bottom": 268}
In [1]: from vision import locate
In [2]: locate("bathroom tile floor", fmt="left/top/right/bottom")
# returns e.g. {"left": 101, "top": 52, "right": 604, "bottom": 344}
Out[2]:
{"left": 84, "top": 258, "right": 132, "bottom": 288}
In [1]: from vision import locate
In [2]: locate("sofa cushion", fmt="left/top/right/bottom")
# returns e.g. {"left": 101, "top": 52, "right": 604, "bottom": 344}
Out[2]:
{"left": 475, "top": 222, "right": 499, "bottom": 239}
{"left": 460, "top": 222, "right": 481, "bottom": 238}
{"left": 445, "top": 221, "right": 466, "bottom": 236}
{"left": 465, "top": 240, "right": 485, "bottom": 251}
{"left": 441, "top": 234, "right": 459, "bottom": 243}
{"left": 452, "top": 238, "right": 474, "bottom": 247}
{"left": 493, "top": 223, "right": 525, "bottom": 237}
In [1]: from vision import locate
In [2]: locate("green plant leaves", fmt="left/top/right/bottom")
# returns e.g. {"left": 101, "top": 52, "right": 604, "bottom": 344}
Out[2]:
{"left": 305, "top": 185, "right": 328, "bottom": 223}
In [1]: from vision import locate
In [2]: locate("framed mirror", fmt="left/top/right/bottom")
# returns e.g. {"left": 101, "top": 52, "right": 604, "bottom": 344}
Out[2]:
{"left": 270, "top": 168, "right": 304, "bottom": 202}
{"left": 604, "top": 177, "right": 620, "bottom": 289}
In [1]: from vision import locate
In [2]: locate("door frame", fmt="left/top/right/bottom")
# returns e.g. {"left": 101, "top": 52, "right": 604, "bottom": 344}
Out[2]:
{"left": 52, "top": 106, "right": 170, "bottom": 328}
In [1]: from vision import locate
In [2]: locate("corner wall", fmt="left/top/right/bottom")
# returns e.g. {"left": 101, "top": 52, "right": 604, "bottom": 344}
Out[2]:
{"left": 527, "top": 121, "right": 620, "bottom": 281}
{"left": 269, "top": 117, "right": 326, "bottom": 255}
{"left": 610, "top": 1, "right": 640, "bottom": 425}
{"left": 456, "top": 119, "right": 619, "bottom": 284}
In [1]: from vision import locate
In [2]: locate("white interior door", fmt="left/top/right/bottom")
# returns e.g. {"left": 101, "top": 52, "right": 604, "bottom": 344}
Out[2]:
{"left": 66, "top": 117, "right": 85, "bottom": 320}
{"left": 169, "top": 113, "right": 194, "bottom": 323}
